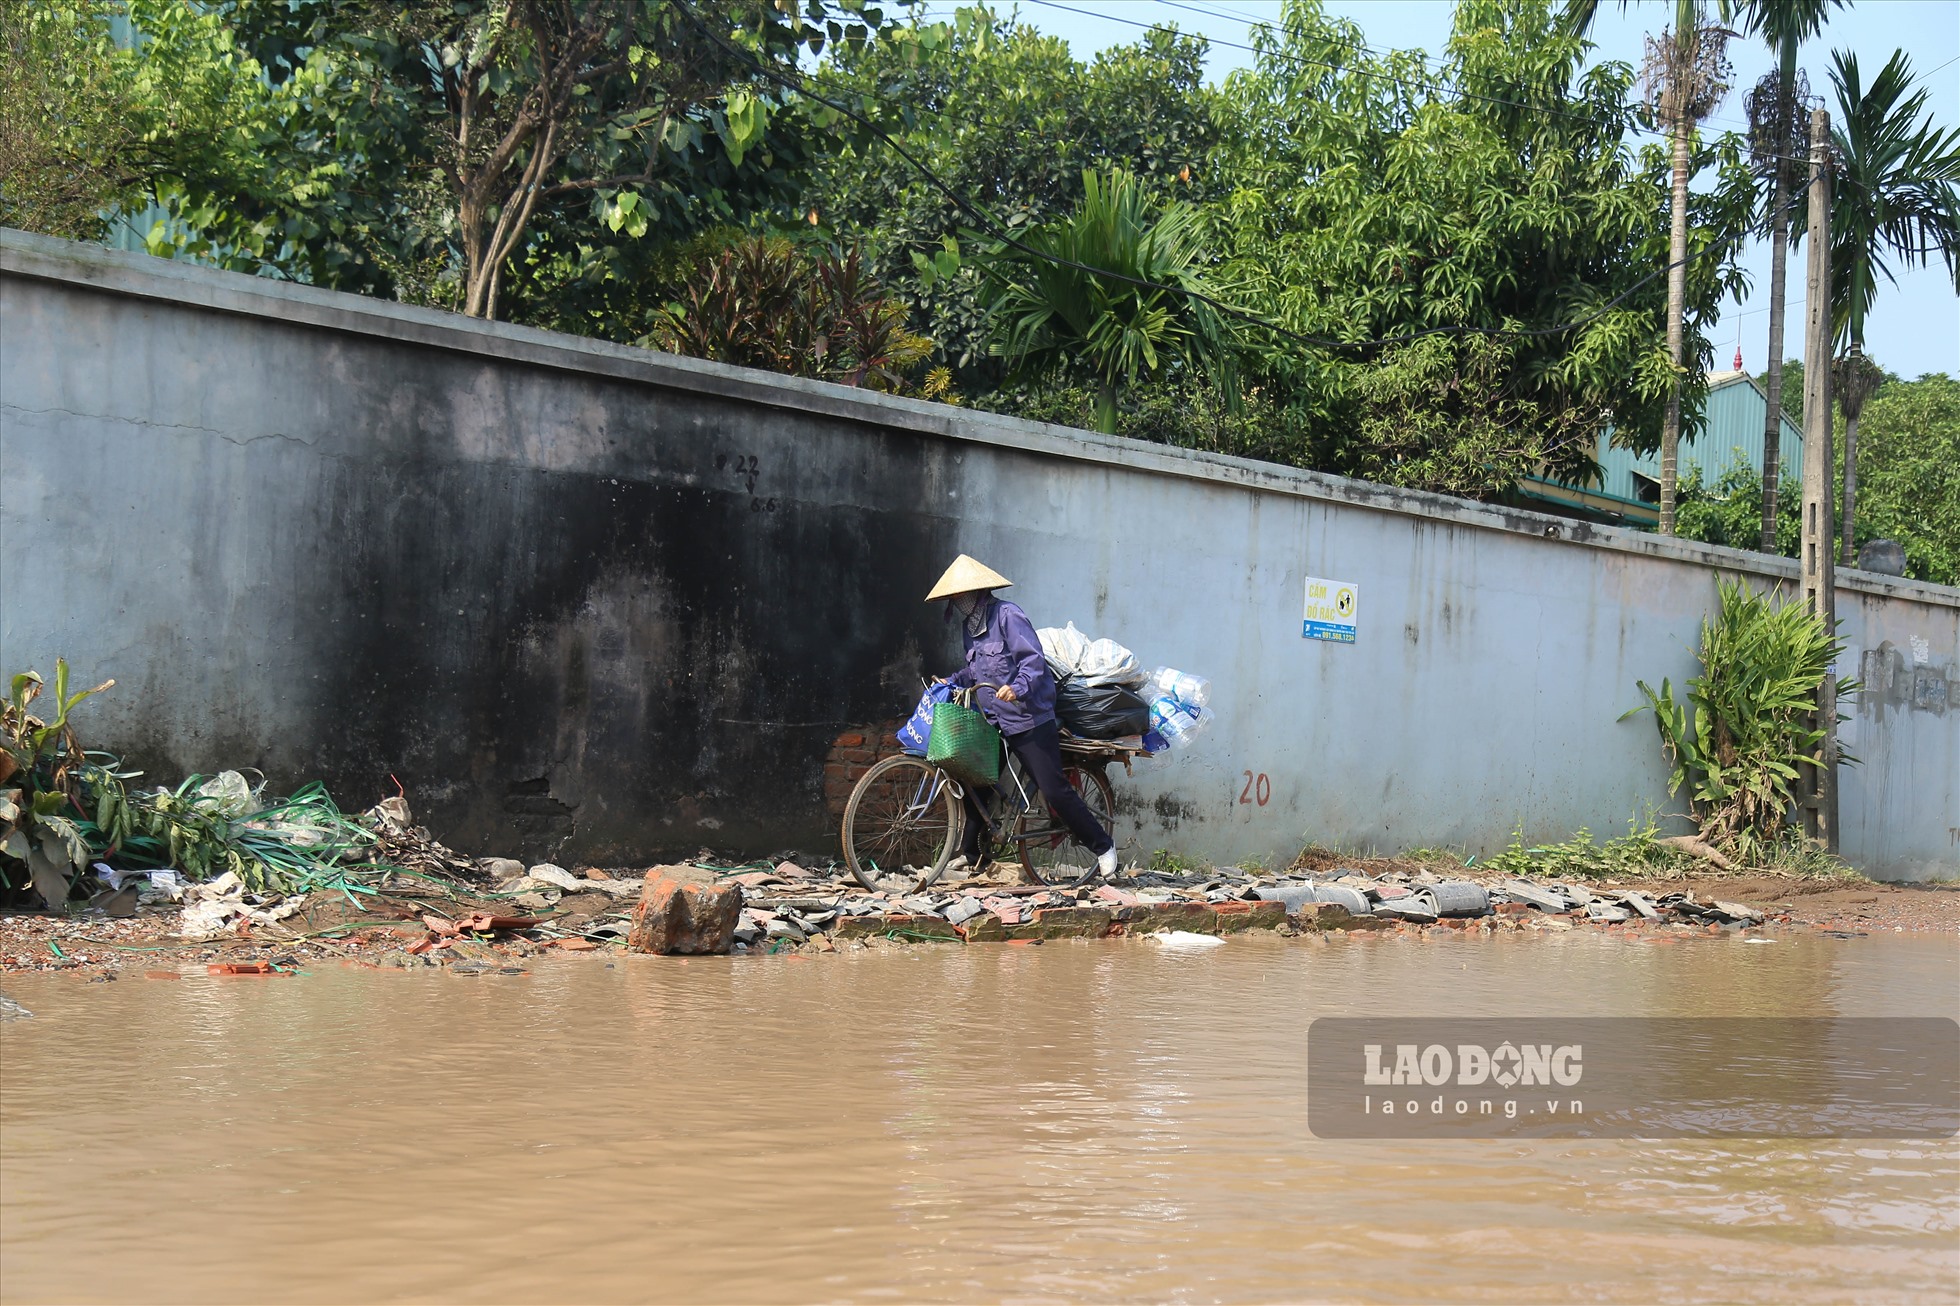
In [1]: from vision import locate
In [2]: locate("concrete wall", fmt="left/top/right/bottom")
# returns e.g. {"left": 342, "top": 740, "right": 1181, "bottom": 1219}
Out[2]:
{"left": 4, "top": 231, "right": 1956, "bottom": 879}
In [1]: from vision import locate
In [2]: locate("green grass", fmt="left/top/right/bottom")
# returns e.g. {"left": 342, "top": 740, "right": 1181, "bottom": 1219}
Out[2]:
{"left": 1147, "top": 848, "right": 1202, "bottom": 875}
{"left": 1478, "top": 814, "right": 1866, "bottom": 882}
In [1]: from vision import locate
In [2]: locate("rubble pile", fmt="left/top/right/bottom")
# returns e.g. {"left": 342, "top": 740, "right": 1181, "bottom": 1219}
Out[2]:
{"left": 3, "top": 822, "right": 1799, "bottom": 975}
{"left": 712, "top": 861, "right": 1776, "bottom": 952}
{"left": 364, "top": 796, "right": 489, "bottom": 883}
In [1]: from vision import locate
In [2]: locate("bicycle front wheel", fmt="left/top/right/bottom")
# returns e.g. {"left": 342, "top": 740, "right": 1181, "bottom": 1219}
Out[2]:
{"left": 1013, "top": 764, "right": 1116, "bottom": 887}
{"left": 842, "top": 754, "right": 962, "bottom": 893}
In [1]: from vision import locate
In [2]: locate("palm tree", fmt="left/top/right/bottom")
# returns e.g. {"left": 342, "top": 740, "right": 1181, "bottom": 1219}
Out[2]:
{"left": 1565, "top": 0, "right": 1732, "bottom": 535}
{"left": 975, "top": 169, "right": 1235, "bottom": 435}
{"left": 1828, "top": 50, "right": 1960, "bottom": 563}
{"left": 1733, "top": 0, "right": 1840, "bottom": 553}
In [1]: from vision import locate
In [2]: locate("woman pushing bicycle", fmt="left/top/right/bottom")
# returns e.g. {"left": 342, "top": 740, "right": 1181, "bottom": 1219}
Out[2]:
{"left": 927, "top": 555, "right": 1119, "bottom": 879}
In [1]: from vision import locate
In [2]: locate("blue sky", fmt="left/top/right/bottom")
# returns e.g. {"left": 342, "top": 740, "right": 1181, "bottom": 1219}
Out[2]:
{"left": 910, "top": 0, "right": 1960, "bottom": 379}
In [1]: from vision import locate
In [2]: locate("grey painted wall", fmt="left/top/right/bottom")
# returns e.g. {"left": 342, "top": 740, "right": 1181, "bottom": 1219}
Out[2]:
{"left": 4, "top": 231, "right": 1956, "bottom": 878}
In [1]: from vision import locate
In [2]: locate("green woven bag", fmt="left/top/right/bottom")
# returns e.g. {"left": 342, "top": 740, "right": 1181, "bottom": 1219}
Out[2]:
{"left": 926, "top": 688, "right": 1002, "bottom": 788}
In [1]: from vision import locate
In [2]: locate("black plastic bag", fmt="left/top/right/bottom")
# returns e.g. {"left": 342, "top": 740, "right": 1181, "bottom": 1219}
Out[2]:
{"left": 1056, "top": 678, "right": 1151, "bottom": 738}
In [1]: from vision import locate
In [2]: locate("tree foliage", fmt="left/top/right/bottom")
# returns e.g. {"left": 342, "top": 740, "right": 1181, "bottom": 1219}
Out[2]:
{"left": 1209, "top": 0, "right": 1754, "bottom": 494}
{"left": 805, "top": 7, "right": 1217, "bottom": 381}
{"left": 1840, "top": 372, "right": 1960, "bottom": 585}
{"left": 0, "top": 1, "right": 144, "bottom": 240}
{"left": 645, "top": 231, "right": 953, "bottom": 397}
{"left": 1827, "top": 50, "right": 1960, "bottom": 352}
{"left": 1, "top": 0, "right": 368, "bottom": 285}
{"left": 1700, "top": 366, "right": 1958, "bottom": 586}
{"left": 974, "top": 169, "right": 1234, "bottom": 433}
{"left": 218, "top": 0, "right": 891, "bottom": 318}
{"left": 1672, "top": 460, "right": 1801, "bottom": 558}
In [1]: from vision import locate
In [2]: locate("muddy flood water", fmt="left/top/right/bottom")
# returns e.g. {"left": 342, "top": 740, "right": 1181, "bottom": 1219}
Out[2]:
{"left": 3, "top": 932, "right": 1956, "bottom": 1305}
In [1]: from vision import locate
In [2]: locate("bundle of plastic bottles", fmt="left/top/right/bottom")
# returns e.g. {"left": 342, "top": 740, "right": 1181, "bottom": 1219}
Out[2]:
{"left": 1141, "top": 667, "right": 1213, "bottom": 753}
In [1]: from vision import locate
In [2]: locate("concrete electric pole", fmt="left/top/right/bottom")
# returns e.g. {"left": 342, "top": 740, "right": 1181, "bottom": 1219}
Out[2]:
{"left": 1798, "top": 105, "right": 1838, "bottom": 850}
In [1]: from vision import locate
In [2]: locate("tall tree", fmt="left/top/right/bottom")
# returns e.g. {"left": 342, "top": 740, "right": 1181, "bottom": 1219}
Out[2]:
{"left": 1733, "top": 0, "right": 1839, "bottom": 552}
{"left": 1215, "top": 0, "right": 1751, "bottom": 497}
{"left": 0, "top": 1, "right": 143, "bottom": 239}
{"left": 1642, "top": 1, "right": 1732, "bottom": 536}
{"left": 1839, "top": 371, "right": 1960, "bottom": 586}
{"left": 806, "top": 6, "right": 1216, "bottom": 384}
{"left": 1565, "top": 0, "right": 1734, "bottom": 534}
{"left": 98, "top": 0, "right": 887, "bottom": 319}
{"left": 1827, "top": 50, "right": 1960, "bottom": 564}
{"left": 0, "top": 0, "right": 387, "bottom": 289}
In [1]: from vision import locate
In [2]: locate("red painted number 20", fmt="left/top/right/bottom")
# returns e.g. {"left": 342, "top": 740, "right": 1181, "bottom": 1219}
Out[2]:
{"left": 1239, "top": 771, "right": 1271, "bottom": 807}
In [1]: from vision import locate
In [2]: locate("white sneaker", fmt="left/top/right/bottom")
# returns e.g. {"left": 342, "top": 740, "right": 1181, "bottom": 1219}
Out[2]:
{"left": 1096, "top": 848, "right": 1119, "bottom": 878}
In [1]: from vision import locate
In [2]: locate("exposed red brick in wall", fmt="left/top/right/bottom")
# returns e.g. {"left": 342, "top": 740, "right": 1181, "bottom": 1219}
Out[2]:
{"left": 822, "top": 720, "right": 909, "bottom": 818}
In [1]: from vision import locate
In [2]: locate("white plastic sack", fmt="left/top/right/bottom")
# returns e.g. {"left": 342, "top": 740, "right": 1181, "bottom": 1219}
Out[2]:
{"left": 1037, "top": 622, "right": 1092, "bottom": 680}
{"left": 1076, "top": 637, "right": 1145, "bottom": 688}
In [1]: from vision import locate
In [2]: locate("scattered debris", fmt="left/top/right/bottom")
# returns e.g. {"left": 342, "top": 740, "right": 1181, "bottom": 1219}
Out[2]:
{"left": 1149, "top": 930, "right": 1226, "bottom": 949}
{"left": 178, "top": 871, "right": 306, "bottom": 940}
{"left": 208, "top": 961, "right": 282, "bottom": 976}
{"left": 7, "top": 784, "right": 1941, "bottom": 977}
{"left": 1659, "top": 834, "right": 1738, "bottom": 871}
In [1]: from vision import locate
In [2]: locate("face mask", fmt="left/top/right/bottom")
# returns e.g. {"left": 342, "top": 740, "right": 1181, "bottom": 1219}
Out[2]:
{"left": 950, "top": 594, "right": 979, "bottom": 618}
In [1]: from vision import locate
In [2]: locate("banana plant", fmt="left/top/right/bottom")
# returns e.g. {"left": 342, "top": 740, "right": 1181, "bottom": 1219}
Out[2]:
{"left": 1, "top": 660, "right": 114, "bottom": 908}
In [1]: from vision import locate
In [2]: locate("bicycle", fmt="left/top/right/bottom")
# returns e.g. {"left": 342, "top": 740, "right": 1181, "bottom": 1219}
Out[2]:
{"left": 840, "top": 720, "right": 1144, "bottom": 894}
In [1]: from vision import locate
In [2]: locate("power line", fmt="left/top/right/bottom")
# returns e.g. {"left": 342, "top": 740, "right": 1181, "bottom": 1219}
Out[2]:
{"left": 908, "top": 0, "right": 1831, "bottom": 177}
{"left": 679, "top": 0, "right": 1801, "bottom": 355}
{"left": 1725, "top": 291, "right": 1807, "bottom": 321}
{"left": 1149, "top": 0, "right": 1960, "bottom": 181}
{"left": 1154, "top": 0, "right": 1777, "bottom": 135}
{"left": 1030, "top": 0, "right": 1801, "bottom": 165}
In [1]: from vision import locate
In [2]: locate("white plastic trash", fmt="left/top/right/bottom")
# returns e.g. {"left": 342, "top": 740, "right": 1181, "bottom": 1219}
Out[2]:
{"left": 1148, "top": 667, "right": 1210, "bottom": 708}
{"left": 1037, "top": 622, "right": 1092, "bottom": 680}
{"left": 1076, "top": 637, "right": 1145, "bottom": 688}
{"left": 1149, "top": 930, "right": 1226, "bottom": 949}
{"left": 1165, "top": 705, "right": 1214, "bottom": 749}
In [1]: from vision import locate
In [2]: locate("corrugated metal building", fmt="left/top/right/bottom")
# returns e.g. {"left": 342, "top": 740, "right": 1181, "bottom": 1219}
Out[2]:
{"left": 1522, "top": 371, "right": 1805, "bottom": 526}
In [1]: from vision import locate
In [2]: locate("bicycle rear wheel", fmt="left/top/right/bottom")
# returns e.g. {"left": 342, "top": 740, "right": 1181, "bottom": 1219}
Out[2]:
{"left": 842, "top": 754, "right": 962, "bottom": 893}
{"left": 1012, "top": 763, "right": 1116, "bottom": 887}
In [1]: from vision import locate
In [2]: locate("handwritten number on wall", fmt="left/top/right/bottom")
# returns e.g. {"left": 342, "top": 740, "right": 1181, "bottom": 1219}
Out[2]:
{"left": 716, "top": 453, "right": 761, "bottom": 493}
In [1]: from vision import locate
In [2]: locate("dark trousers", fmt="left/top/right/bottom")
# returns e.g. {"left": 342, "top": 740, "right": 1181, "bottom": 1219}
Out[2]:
{"left": 961, "top": 718, "right": 1114, "bottom": 859}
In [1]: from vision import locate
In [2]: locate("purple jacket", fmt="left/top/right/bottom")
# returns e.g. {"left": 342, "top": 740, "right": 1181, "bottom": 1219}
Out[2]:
{"left": 949, "top": 597, "right": 1056, "bottom": 735}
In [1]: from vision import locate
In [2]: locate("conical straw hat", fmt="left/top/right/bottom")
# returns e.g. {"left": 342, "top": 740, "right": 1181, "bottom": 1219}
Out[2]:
{"left": 925, "top": 554, "right": 1014, "bottom": 601}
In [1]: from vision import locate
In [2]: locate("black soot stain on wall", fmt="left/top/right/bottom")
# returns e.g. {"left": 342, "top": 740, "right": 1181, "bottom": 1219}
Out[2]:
{"left": 291, "top": 359, "right": 961, "bottom": 861}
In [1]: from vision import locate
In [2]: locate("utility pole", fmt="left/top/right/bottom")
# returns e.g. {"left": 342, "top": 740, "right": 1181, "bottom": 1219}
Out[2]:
{"left": 1798, "top": 106, "right": 1838, "bottom": 849}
